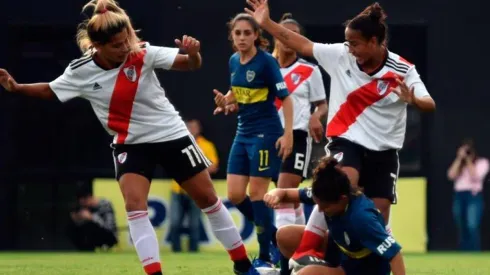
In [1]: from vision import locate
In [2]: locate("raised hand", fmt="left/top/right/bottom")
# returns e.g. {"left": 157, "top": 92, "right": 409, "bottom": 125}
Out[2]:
{"left": 175, "top": 35, "right": 201, "bottom": 56}
{"left": 244, "top": 0, "right": 271, "bottom": 26}
{"left": 0, "top": 69, "right": 20, "bottom": 92}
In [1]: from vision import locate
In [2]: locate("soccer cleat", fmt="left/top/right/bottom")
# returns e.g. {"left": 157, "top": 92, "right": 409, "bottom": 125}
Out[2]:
{"left": 252, "top": 258, "right": 279, "bottom": 275}
{"left": 289, "top": 253, "right": 328, "bottom": 274}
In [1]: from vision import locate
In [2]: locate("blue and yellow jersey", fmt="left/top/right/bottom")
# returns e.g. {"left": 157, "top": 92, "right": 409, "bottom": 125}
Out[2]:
{"left": 323, "top": 194, "right": 401, "bottom": 271}
{"left": 229, "top": 49, "right": 289, "bottom": 138}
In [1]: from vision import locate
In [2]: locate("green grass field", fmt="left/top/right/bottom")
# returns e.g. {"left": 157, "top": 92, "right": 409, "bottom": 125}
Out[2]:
{"left": 0, "top": 252, "right": 489, "bottom": 274}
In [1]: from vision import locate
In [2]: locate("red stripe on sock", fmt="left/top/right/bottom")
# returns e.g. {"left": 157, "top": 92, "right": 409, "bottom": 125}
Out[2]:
{"left": 129, "top": 212, "right": 148, "bottom": 220}
{"left": 228, "top": 243, "right": 248, "bottom": 261}
{"left": 143, "top": 262, "right": 161, "bottom": 275}
{"left": 204, "top": 200, "right": 222, "bottom": 214}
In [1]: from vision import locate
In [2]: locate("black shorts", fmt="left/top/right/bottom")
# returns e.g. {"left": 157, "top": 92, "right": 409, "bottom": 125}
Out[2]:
{"left": 111, "top": 135, "right": 211, "bottom": 184}
{"left": 280, "top": 130, "right": 313, "bottom": 180}
{"left": 325, "top": 137, "right": 399, "bottom": 204}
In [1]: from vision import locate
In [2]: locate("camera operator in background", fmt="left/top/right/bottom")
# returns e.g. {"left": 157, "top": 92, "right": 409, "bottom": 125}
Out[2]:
{"left": 447, "top": 139, "right": 489, "bottom": 251}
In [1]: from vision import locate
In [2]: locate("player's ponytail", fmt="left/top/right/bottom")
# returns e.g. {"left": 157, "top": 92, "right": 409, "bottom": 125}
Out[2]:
{"left": 311, "top": 157, "right": 359, "bottom": 203}
{"left": 76, "top": 0, "right": 141, "bottom": 54}
{"left": 272, "top": 13, "right": 304, "bottom": 58}
{"left": 344, "top": 2, "right": 388, "bottom": 45}
{"left": 228, "top": 13, "right": 270, "bottom": 52}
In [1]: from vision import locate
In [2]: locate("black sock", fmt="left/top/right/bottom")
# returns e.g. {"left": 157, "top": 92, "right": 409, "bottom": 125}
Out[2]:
{"left": 280, "top": 254, "right": 291, "bottom": 275}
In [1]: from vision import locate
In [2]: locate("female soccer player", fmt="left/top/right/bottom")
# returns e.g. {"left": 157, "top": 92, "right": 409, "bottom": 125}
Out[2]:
{"left": 271, "top": 13, "right": 328, "bottom": 275}
{"left": 264, "top": 157, "right": 407, "bottom": 275}
{"left": 246, "top": 0, "right": 435, "bottom": 263}
{"left": 213, "top": 13, "right": 294, "bottom": 269}
{"left": 0, "top": 1, "right": 258, "bottom": 274}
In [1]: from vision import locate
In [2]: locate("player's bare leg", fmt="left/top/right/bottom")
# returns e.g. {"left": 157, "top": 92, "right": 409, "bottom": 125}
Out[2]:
{"left": 276, "top": 173, "right": 304, "bottom": 274}
{"left": 296, "top": 265, "right": 345, "bottom": 275}
{"left": 119, "top": 173, "right": 161, "bottom": 275}
{"left": 182, "top": 170, "right": 254, "bottom": 274}
{"left": 227, "top": 174, "right": 254, "bottom": 222}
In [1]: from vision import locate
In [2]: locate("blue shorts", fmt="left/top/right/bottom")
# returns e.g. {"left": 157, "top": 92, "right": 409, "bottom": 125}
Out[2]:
{"left": 227, "top": 134, "right": 282, "bottom": 178}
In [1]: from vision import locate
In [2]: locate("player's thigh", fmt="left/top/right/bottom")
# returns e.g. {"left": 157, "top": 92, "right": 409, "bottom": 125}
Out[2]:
{"left": 296, "top": 265, "right": 345, "bottom": 275}
{"left": 276, "top": 225, "right": 305, "bottom": 258}
{"left": 325, "top": 137, "right": 362, "bottom": 186}
{"left": 158, "top": 135, "right": 217, "bottom": 208}
{"left": 279, "top": 130, "right": 312, "bottom": 186}
{"left": 112, "top": 143, "right": 156, "bottom": 211}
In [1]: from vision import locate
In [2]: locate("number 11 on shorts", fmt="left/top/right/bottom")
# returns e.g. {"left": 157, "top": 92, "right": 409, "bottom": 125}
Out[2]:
{"left": 259, "top": 150, "right": 269, "bottom": 169}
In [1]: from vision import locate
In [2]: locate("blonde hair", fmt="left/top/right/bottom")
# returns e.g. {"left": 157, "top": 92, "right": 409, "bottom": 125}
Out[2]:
{"left": 76, "top": 0, "right": 141, "bottom": 55}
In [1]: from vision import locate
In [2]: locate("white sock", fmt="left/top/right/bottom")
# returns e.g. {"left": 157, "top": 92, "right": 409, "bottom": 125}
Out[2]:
{"left": 127, "top": 211, "right": 161, "bottom": 274}
{"left": 275, "top": 203, "right": 296, "bottom": 228}
{"left": 202, "top": 199, "right": 247, "bottom": 261}
{"left": 305, "top": 205, "right": 328, "bottom": 236}
{"left": 294, "top": 204, "right": 306, "bottom": 225}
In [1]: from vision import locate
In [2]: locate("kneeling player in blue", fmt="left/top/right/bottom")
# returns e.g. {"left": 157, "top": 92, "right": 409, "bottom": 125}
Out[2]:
{"left": 213, "top": 13, "right": 294, "bottom": 271}
{"left": 263, "top": 157, "right": 406, "bottom": 275}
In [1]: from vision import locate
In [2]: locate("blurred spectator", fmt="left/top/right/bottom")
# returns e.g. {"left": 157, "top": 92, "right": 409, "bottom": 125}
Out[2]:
{"left": 447, "top": 139, "right": 489, "bottom": 251}
{"left": 67, "top": 187, "right": 118, "bottom": 251}
{"left": 169, "top": 119, "right": 219, "bottom": 252}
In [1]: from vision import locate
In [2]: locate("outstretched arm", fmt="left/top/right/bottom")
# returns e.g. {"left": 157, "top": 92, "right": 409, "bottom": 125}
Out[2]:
{"left": 0, "top": 69, "right": 56, "bottom": 99}
{"left": 245, "top": 0, "right": 314, "bottom": 57}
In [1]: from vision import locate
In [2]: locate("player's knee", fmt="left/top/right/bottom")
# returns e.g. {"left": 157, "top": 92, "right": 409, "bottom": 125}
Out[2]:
{"left": 276, "top": 225, "right": 300, "bottom": 258}
{"left": 124, "top": 195, "right": 147, "bottom": 212}
{"left": 227, "top": 191, "right": 246, "bottom": 205}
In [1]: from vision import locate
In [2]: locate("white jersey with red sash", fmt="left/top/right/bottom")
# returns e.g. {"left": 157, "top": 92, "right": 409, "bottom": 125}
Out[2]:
{"left": 313, "top": 43, "right": 430, "bottom": 150}
{"left": 49, "top": 42, "right": 188, "bottom": 145}
{"left": 276, "top": 58, "right": 326, "bottom": 132}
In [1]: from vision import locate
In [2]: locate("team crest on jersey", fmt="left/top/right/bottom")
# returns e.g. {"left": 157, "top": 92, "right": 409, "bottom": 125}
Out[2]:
{"left": 291, "top": 73, "right": 301, "bottom": 85}
{"left": 117, "top": 152, "right": 128, "bottom": 164}
{"left": 124, "top": 65, "right": 137, "bottom": 82}
{"left": 246, "top": 70, "right": 256, "bottom": 82}
{"left": 344, "top": 232, "right": 351, "bottom": 246}
{"left": 377, "top": 80, "right": 389, "bottom": 95}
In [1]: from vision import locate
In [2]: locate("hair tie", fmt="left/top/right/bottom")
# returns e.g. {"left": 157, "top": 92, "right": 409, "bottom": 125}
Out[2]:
{"left": 98, "top": 8, "right": 108, "bottom": 14}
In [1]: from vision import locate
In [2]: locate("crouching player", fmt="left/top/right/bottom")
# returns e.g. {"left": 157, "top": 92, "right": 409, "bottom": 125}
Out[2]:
{"left": 263, "top": 157, "right": 406, "bottom": 275}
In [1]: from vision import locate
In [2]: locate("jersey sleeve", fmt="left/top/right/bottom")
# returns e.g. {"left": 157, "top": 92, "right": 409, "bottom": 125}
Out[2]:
{"left": 308, "top": 66, "right": 327, "bottom": 102}
{"left": 404, "top": 66, "right": 430, "bottom": 98}
{"left": 147, "top": 44, "right": 179, "bottom": 70}
{"left": 298, "top": 187, "right": 315, "bottom": 205}
{"left": 265, "top": 54, "right": 289, "bottom": 100}
{"left": 48, "top": 66, "right": 82, "bottom": 102}
{"left": 354, "top": 210, "right": 402, "bottom": 261}
{"left": 312, "top": 43, "right": 346, "bottom": 75}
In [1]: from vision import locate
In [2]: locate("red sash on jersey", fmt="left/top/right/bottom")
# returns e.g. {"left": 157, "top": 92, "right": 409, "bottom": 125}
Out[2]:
{"left": 275, "top": 64, "right": 314, "bottom": 110}
{"left": 107, "top": 50, "right": 147, "bottom": 144}
{"left": 326, "top": 71, "right": 403, "bottom": 137}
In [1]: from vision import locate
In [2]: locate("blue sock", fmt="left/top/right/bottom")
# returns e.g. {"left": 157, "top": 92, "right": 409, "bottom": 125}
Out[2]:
{"left": 235, "top": 196, "right": 254, "bottom": 222}
{"left": 280, "top": 254, "right": 291, "bottom": 275}
{"left": 252, "top": 200, "right": 272, "bottom": 262}
{"left": 270, "top": 208, "right": 278, "bottom": 247}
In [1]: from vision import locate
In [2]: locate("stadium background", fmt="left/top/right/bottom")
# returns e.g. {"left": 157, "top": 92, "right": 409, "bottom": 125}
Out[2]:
{"left": 0, "top": 0, "right": 488, "bottom": 254}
